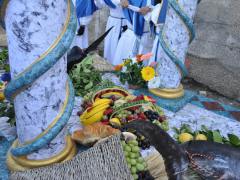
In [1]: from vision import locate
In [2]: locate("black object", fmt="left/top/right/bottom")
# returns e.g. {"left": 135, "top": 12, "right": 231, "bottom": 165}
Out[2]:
{"left": 122, "top": 25, "right": 128, "bottom": 33}
{"left": 67, "top": 26, "right": 113, "bottom": 72}
{"left": 77, "top": 25, "right": 85, "bottom": 36}
{"left": 124, "top": 121, "right": 240, "bottom": 180}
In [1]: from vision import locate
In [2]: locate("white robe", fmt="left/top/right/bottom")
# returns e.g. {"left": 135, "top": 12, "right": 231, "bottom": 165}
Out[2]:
{"left": 104, "top": 6, "right": 127, "bottom": 64}
{"left": 113, "top": 0, "right": 154, "bottom": 65}
{"left": 72, "top": 0, "right": 126, "bottom": 63}
{"left": 92, "top": 0, "right": 127, "bottom": 64}
{"left": 71, "top": 0, "right": 93, "bottom": 49}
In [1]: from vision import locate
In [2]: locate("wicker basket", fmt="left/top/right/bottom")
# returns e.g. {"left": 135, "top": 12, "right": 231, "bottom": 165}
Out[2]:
{"left": 10, "top": 135, "right": 133, "bottom": 180}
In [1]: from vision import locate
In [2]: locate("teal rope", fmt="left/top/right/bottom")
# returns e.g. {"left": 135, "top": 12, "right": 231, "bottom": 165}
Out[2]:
{"left": 159, "top": 0, "right": 196, "bottom": 77}
{"left": 5, "top": 1, "right": 77, "bottom": 157}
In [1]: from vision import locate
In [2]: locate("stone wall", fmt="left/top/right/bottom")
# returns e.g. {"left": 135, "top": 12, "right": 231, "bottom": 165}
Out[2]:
{"left": 88, "top": 8, "right": 109, "bottom": 50}
{"left": 188, "top": 0, "right": 240, "bottom": 101}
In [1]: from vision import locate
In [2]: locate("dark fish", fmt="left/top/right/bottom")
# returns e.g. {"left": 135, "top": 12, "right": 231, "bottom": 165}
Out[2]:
{"left": 183, "top": 141, "right": 240, "bottom": 180}
{"left": 124, "top": 120, "right": 189, "bottom": 180}
{"left": 124, "top": 121, "right": 240, "bottom": 180}
{"left": 67, "top": 27, "right": 113, "bottom": 73}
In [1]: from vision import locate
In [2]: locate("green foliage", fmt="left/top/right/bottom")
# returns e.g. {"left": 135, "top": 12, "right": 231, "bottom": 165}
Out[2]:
{"left": 115, "top": 59, "right": 146, "bottom": 87}
{"left": 0, "top": 48, "right": 9, "bottom": 72}
{"left": 173, "top": 124, "right": 240, "bottom": 148}
{"left": 0, "top": 102, "right": 15, "bottom": 126}
{"left": 69, "top": 56, "right": 102, "bottom": 97}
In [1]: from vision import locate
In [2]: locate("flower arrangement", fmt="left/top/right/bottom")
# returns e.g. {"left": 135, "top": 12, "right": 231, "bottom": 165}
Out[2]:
{"left": 114, "top": 53, "right": 156, "bottom": 88}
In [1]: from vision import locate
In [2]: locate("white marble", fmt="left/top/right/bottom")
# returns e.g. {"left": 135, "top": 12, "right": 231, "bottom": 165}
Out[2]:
{"left": 102, "top": 73, "right": 129, "bottom": 89}
{"left": 5, "top": 0, "right": 69, "bottom": 160}
{"left": 67, "top": 97, "right": 83, "bottom": 134}
{"left": 162, "top": 108, "right": 175, "bottom": 119}
{"left": 155, "top": 0, "right": 198, "bottom": 88}
{"left": 168, "top": 104, "right": 240, "bottom": 138}
{"left": 0, "top": 117, "right": 16, "bottom": 141}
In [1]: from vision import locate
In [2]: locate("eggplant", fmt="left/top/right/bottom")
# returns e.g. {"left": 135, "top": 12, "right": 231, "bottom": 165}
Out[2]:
{"left": 124, "top": 121, "right": 240, "bottom": 180}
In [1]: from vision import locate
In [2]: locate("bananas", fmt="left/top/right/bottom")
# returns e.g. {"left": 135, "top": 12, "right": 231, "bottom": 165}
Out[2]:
{"left": 80, "top": 98, "right": 111, "bottom": 126}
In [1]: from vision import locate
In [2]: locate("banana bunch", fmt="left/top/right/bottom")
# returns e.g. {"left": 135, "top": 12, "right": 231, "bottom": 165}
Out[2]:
{"left": 80, "top": 98, "right": 111, "bottom": 126}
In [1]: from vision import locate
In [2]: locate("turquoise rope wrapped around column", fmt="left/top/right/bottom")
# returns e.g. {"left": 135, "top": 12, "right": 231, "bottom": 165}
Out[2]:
{"left": 4, "top": 0, "right": 77, "bottom": 158}
{"left": 158, "top": 0, "right": 196, "bottom": 77}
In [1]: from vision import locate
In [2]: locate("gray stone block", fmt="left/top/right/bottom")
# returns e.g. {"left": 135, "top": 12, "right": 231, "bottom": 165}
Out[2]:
{"left": 188, "top": 0, "right": 240, "bottom": 99}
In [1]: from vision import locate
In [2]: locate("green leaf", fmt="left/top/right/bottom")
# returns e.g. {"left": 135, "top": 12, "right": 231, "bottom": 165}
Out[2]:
{"left": 212, "top": 131, "right": 223, "bottom": 143}
{"left": 84, "top": 81, "right": 93, "bottom": 90}
{"left": 173, "top": 127, "right": 180, "bottom": 134}
{"left": 180, "top": 124, "right": 193, "bottom": 134}
{"left": 83, "top": 68, "right": 91, "bottom": 73}
{"left": 201, "top": 125, "right": 209, "bottom": 132}
{"left": 228, "top": 134, "right": 240, "bottom": 146}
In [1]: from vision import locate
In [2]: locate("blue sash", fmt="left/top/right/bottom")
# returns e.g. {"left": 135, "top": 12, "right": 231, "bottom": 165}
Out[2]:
{"left": 76, "top": 0, "right": 98, "bottom": 18}
{"left": 123, "top": 0, "right": 156, "bottom": 36}
{"left": 103, "top": 0, "right": 117, "bottom": 9}
{"left": 158, "top": 0, "right": 168, "bottom": 24}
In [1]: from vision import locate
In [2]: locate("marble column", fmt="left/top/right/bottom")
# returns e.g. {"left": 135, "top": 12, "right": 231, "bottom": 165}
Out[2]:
{"left": 5, "top": 0, "right": 76, "bottom": 170}
{"left": 149, "top": 0, "right": 198, "bottom": 98}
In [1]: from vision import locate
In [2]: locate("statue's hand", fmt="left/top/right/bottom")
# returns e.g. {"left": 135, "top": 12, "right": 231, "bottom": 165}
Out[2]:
{"left": 77, "top": 26, "right": 85, "bottom": 36}
{"left": 120, "top": 0, "right": 129, "bottom": 8}
{"left": 139, "top": 7, "right": 152, "bottom": 15}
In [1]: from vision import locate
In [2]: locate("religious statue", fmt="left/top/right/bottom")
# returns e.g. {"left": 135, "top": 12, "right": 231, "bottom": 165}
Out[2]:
{"left": 148, "top": 0, "right": 199, "bottom": 99}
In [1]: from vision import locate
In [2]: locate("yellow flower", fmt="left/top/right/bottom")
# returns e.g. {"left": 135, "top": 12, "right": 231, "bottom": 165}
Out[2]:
{"left": 141, "top": 66, "right": 155, "bottom": 81}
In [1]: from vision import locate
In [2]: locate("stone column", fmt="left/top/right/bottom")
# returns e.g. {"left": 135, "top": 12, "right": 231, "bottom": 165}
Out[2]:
{"left": 149, "top": 0, "right": 198, "bottom": 98}
{"left": 5, "top": 0, "right": 76, "bottom": 171}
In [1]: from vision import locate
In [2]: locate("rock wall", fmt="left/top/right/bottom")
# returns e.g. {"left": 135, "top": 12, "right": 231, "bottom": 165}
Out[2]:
{"left": 88, "top": 8, "right": 109, "bottom": 50}
{"left": 188, "top": 0, "right": 240, "bottom": 101}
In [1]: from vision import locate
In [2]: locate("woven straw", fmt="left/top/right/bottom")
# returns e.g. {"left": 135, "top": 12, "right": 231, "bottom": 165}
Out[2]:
{"left": 90, "top": 53, "right": 114, "bottom": 72}
{"left": 10, "top": 135, "right": 133, "bottom": 180}
{"left": 144, "top": 151, "right": 168, "bottom": 180}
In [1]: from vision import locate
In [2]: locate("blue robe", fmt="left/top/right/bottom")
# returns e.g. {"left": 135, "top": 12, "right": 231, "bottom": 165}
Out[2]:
{"left": 157, "top": 0, "right": 168, "bottom": 24}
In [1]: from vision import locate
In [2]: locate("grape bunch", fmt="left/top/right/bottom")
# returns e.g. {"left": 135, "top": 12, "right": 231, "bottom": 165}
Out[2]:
{"left": 116, "top": 110, "right": 132, "bottom": 123}
{"left": 121, "top": 140, "right": 148, "bottom": 180}
{"left": 144, "top": 110, "right": 160, "bottom": 122}
{"left": 134, "top": 132, "right": 151, "bottom": 150}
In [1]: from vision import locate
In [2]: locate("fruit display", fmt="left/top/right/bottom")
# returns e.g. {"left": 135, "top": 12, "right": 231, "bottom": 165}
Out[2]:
{"left": 121, "top": 132, "right": 154, "bottom": 180}
{"left": 76, "top": 84, "right": 169, "bottom": 179}
{"left": 78, "top": 84, "right": 168, "bottom": 131}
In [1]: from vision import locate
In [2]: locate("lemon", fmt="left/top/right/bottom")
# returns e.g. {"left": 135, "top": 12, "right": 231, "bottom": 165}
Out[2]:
{"left": 109, "top": 118, "right": 121, "bottom": 127}
{"left": 195, "top": 134, "right": 207, "bottom": 141}
{"left": 179, "top": 133, "right": 193, "bottom": 143}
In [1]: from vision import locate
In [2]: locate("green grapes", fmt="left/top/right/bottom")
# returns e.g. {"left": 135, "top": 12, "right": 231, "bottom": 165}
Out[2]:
{"left": 121, "top": 139, "right": 148, "bottom": 179}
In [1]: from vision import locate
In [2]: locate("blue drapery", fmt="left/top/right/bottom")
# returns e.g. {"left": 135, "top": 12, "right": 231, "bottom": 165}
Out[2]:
{"left": 76, "top": 0, "right": 98, "bottom": 18}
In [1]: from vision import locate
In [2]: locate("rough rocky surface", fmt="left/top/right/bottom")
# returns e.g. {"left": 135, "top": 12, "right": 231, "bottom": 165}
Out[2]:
{"left": 188, "top": 0, "right": 240, "bottom": 100}
{"left": 0, "top": 27, "right": 6, "bottom": 46}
